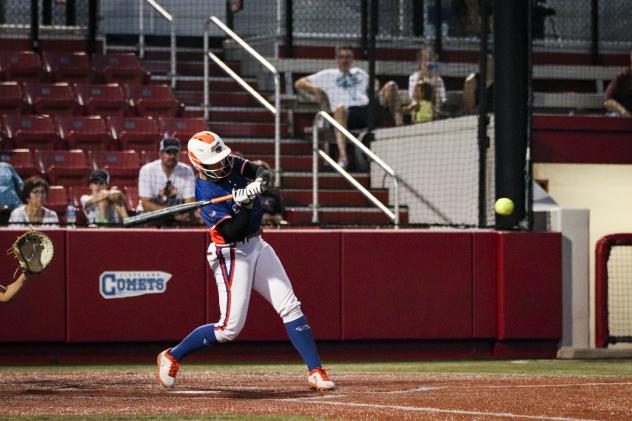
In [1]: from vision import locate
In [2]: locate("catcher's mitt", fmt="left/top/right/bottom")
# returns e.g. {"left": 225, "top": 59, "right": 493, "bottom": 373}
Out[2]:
{"left": 7, "top": 231, "right": 54, "bottom": 275}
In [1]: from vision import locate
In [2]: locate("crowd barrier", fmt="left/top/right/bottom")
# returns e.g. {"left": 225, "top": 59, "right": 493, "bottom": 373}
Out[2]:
{"left": 0, "top": 228, "right": 561, "bottom": 346}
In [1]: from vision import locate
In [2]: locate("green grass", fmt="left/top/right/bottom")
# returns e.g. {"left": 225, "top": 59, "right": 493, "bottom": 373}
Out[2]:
{"left": 3, "top": 359, "right": 632, "bottom": 377}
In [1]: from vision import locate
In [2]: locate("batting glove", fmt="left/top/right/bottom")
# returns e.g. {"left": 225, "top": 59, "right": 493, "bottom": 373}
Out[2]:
{"left": 244, "top": 180, "right": 264, "bottom": 199}
{"left": 232, "top": 188, "right": 252, "bottom": 205}
{"left": 255, "top": 166, "right": 272, "bottom": 186}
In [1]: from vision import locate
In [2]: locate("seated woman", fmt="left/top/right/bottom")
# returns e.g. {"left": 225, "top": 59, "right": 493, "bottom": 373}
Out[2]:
{"left": 9, "top": 176, "right": 59, "bottom": 227}
{"left": 80, "top": 169, "right": 128, "bottom": 225}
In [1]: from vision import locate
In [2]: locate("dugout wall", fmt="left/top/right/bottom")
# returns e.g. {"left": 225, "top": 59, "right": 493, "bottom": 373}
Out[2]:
{"left": 0, "top": 228, "right": 561, "bottom": 358}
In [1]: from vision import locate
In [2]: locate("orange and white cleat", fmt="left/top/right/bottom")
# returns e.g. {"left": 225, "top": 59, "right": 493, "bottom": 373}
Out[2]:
{"left": 156, "top": 349, "right": 180, "bottom": 388}
{"left": 308, "top": 367, "right": 335, "bottom": 391}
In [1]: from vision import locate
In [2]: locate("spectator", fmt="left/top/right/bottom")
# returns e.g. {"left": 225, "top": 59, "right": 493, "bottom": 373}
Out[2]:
{"left": 408, "top": 47, "right": 446, "bottom": 111}
{"left": 604, "top": 50, "right": 632, "bottom": 117}
{"left": 138, "top": 137, "right": 196, "bottom": 223}
{"left": 294, "top": 45, "right": 403, "bottom": 169}
{"left": 9, "top": 176, "right": 59, "bottom": 227}
{"left": 463, "top": 54, "right": 494, "bottom": 114}
{"left": 406, "top": 80, "right": 435, "bottom": 124}
{"left": 0, "top": 273, "right": 28, "bottom": 303}
{"left": 0, "top": 162, "right": 23, "bottom": 224}
{"left": 252, "top": 160, "right": 286, "bottom": 226}
{"left": 80, "top": 169, "right": 128, "bottom": 225}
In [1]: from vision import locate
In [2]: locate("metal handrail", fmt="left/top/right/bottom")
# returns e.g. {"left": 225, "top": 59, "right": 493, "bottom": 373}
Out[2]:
{"left": 312, "top": 111, "right": 400, "bottom": 226}
{"left": 204, "top": 16, "right": 281, "bottom": 187}
{"left": 139, "top": 0, "right": 176, "bottom": 88}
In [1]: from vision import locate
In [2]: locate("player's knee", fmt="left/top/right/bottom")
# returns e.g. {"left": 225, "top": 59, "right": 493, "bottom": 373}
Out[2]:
{"left": 279, "top": 300, "right": 303, "bottom": 323}
{"left": 214, "top": 320, "right": 245, "bottom": 342}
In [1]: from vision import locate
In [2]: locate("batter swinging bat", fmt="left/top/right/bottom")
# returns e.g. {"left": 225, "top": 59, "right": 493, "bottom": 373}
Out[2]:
{"left": 122, "top": 194, "right": 233, "bottom": 227}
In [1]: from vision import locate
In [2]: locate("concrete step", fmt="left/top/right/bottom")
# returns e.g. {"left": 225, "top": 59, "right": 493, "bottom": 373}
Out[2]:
{"left": 282, "top": 188, "right": 389, "bottom": 207}
{"left": 246, "top": 153, "right": 324, "bottom": 171}
{"left": 143, "top": 60, "right": 240, "bottom": 77}
{"left": 285, "top": 206, "right": 408, "bottom": 225}
{"left": 281, "top": 172, "right": 369, "bottom": 189}
{"left": 223, "top": 138, "right": 312, "bottom": 155}
{"left": 209, "top": 122, "right": 288, "bottom": 138}
{"left": 175, "top": 91, "right": 263, "bottom": 107}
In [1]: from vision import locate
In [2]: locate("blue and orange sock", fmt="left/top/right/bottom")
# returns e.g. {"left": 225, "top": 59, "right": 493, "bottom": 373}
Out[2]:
{"left": 284, "top": 315, "right": 322, "bottom": 371}
{"left": 169, "top": 323, "right": 218, "bottom": 361}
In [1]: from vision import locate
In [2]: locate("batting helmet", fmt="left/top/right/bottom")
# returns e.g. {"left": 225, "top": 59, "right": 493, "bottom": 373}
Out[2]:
{"left": 187, "top": 131, "right": 233, "bottom": 179}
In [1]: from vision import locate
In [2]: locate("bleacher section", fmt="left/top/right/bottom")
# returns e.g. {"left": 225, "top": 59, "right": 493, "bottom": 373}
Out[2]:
{"left": 0, "top": 36, "right": 629, "bottom": 226}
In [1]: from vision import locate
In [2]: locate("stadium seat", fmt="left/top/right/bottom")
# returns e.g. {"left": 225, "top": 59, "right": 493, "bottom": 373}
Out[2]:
{"left": 88, "top": 150, "right": 141, "bottom": 187}
{"left": 0, "top": 51, "right": 44, "bottom": 81}
{"left": 0, "top": 149, "right": 39, "bottom": 178}
{"left": 158, "top": 117, "right": 207, "bottom": 141}
{"left": 74, "top": 83, "right": 128, "bottom": 116}
{"left": 45, "top": 185, "right": 70, "bottom": 215}
{"left": 106, "top": 116, "right": 160, "bottom": 152}
{"left": 123, "top": 185, "right": 140, "bottom": 212}
{"left": 23, "top": 82, "right": 77, "bottom": 115}
{"left": 92, "top": 54, "right": 149, "bottom": 85}
{"left": 124, "top": 84, "right": 181, "bottom": 117}
{"left": 0, "top": 81, "right": 27, "bottom": 115}
{"left": 141, "top": 149, "right": 192, "bottom": 167}
{"left": 42, "top": 51, "right": 92, "bottom": 82}
{"left": 34, "top": 149, "right": 91, "bottom": 186}
{"left": 2, "top": 115, "right": 60, "bottom": 149}
{"left": 56, "top": 116, "right": 111, "bottom": 150}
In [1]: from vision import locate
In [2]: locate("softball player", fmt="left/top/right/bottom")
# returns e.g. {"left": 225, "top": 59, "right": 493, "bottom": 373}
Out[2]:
{"left": 157, "top": 131, "right": 335, "bottom": 391}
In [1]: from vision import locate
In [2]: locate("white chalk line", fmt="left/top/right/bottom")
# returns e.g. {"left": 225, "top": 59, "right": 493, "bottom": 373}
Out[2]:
{"left": 274, "top": 398, "right": 601, "bottom": 421}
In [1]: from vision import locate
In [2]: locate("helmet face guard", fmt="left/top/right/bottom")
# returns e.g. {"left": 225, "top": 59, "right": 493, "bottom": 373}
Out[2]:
{"left": 187, "top": 131, "right": 233, "bottom": 180}
{"left": 189, "top": 153, "right": 234, "bottom": 180}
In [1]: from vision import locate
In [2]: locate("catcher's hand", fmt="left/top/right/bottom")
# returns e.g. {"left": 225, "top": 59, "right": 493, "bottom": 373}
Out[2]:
{"left": 7, "top": 231, "right": 54, "bottom": 275}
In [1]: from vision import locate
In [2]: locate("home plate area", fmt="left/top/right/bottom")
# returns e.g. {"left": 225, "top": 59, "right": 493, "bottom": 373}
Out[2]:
{"left": 1, "top": 370, "right": 631, "bottom": 420}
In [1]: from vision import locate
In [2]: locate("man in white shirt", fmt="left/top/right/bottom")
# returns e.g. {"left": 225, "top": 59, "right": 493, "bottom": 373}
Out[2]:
{"left": 295, "top": 45, "right": 402, "bottom": 169}
{"left": 138, "top": 137, "right": 196, "bottom": 224}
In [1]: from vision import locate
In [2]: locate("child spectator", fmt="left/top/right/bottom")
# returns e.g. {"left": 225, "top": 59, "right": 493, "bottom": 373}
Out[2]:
{"left": 80, "top": 169, "right": 128, "bottom": 225}
{"left": 407, "top": 80, "right": 435, "bottom": 124}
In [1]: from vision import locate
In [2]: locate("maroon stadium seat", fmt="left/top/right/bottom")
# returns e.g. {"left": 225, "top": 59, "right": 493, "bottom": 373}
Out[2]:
{"left": 158, "top": 117, "right": 207, "bottom": 140}
{"left": 34, "top": 149, "right": 90, "bottom": 186}
{"left": 123, "top": 185, "right": 139, "bottom": 212}
{"left": 0, "top": 81, "right": 27, "bottom": 115}
{"left": 92, "top": 54, "right": 149, "bottom": 85}
{"left": 124, "top": 84, "right": 181, "bottom": 117}
{"left": 106, "top": 116, "right": 160, "bottom": 152}
{"left": 74, "top": 83, "right": 128, "bottom": 116}
{"left": 2, "top": 115, "right": 60, "bottom": 149}
{"left": 23, "top": 82, "right": 77, "bottom": 115}
{"left": 45, "top": 185, "right": 70, "bottom": 215}
{"left": 56, "top": 116, "right": 111, "bottom": 150}
{"left": 0, "top": 149, "right": 39, "bottom": 178}
{"left": 0, "top": 51, "right": 44, "bottom": 81}
{"left": 42, "top": 51, "right": 92, "bottom": 82}
{"left": 88, "top": 150, "right": 141, "bottom": 187}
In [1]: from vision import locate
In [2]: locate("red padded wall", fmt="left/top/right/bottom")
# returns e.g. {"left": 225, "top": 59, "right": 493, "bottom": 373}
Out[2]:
{"left": 497, "top": 232, "right": 562, "bottom": 339}
{"left": 341, "top": 231, "right": 473, "bottom": 339}
{"left": 66, "top": 229, "right": 207, "bottom": 342}
{"left": 472, "top": 232, "right": 497, "bottom": 337}
{"left": 206, "top": 230, "right": 342, "bottom": 341}
{"left": 0, "top": 229, "right": 66, "bottom": 342}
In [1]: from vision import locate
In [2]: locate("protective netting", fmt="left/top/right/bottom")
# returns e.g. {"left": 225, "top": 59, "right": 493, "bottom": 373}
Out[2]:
{"left": 607, "top": 245, "right": 632, "bottom": 342}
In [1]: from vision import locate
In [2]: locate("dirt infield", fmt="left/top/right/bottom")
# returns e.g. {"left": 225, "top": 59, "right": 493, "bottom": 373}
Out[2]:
{"left": 2, "top": 368, "right": 632, "bottom": 420}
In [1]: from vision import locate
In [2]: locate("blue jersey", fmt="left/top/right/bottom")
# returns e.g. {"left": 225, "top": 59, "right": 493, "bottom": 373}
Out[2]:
{"left": 196, "top": 156, "right": 262, "bottom": 244}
